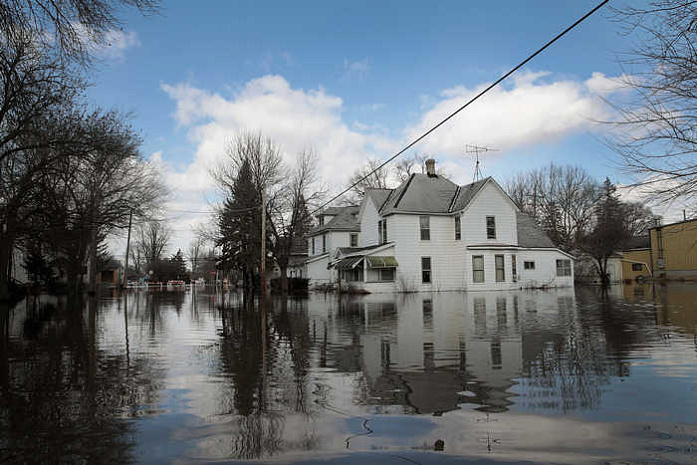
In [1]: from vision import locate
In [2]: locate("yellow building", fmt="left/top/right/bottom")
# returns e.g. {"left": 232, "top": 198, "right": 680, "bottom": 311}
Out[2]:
{"left": 650, "top": 218, "right": 697, "bottom": 279}
{"left": 621, "top": 248, "right": 652, "bottom": 281}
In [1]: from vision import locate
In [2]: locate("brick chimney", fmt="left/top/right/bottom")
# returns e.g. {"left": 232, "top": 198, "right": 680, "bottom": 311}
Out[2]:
{"left": 425, "top": 158, "right": 436, "bottom": 177}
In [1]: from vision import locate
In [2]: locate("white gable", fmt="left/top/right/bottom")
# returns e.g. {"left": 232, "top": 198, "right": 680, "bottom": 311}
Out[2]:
{"left": 458, "top": 180, "right": 518, "bottom": 246}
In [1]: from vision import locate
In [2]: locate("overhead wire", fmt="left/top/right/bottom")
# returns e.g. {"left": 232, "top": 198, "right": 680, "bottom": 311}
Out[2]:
{"left": 310, "top": 0, "right": 611, "bottom": 215}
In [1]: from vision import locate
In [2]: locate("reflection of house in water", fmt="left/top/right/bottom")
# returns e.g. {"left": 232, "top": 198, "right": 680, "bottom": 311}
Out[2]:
{"left": 304, "top": 290, "right": 578, "bottom": 415}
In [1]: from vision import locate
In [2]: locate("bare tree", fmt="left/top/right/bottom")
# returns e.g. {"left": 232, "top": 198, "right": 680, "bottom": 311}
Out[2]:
{"left": 134, "top": 221, "right": 171, "bottom": 273}
{"left": 0, "top": 0, "right": 158, "bottom": 63}
{"left": 268, "top": 149, "right": 323, "bottom": 292}
{"left": 212, "top": 131, "right": 282, "bottom": 291}
{"left": 506, "top": 164, "right": 600, "bottom": 250}
{"left": 345, "top": 158, "right": 391, "bottom": 204}
{"left": 187, "top": 237, "right": 205, "bottom": 280}
{"left": 606, "top": 1, "right": 697, "bottom": 211}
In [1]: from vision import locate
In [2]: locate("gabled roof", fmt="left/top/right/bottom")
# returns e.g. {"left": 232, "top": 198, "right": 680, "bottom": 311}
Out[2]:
{"left": 364, "top": 188, "right": 392, "bottom": 211}
{"left": 319, "top": 206, "right": 346, "bottom": 217}
{"left": 451, "top": 178, "right": 489, "bottom": 212}
{"left": 309, "top": 205, "right": 360, "bottom": 235}
{"left": 380, "top": 173, "right": 459, "bottom": 215}
{"left": 516, "top": 212, "right": 555, "bottom": 248}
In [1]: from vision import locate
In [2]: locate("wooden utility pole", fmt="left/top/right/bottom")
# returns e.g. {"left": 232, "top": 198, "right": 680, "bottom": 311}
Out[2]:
{"left": 122, "top": 209, "right": 133, "bottom": 289}
{"left": 260, "top": 188, "right": 266, "bottom": 297}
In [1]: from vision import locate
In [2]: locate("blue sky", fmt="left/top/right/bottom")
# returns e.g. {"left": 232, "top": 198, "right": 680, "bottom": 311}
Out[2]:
{"left": 87, "top": 1, "right": 658, "bottom": 253}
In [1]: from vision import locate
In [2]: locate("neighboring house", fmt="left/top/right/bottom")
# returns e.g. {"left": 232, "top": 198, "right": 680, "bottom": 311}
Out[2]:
{"left": 286, "top": 236, "right": 309, "bottom": 278}
{"left": 650, "top": 218, "right": 697, "bottom": 279}
{"left": 620, "top": 236, "right": 652, "bottom": 282}
{"left": 305, "top": 205, "right": 361, "bottom": 286}
{"left": 307, "top": 159, "right": 574, "bottom": 292}
{"left": 96, "top": 258, "right": 122, "bottom": 287}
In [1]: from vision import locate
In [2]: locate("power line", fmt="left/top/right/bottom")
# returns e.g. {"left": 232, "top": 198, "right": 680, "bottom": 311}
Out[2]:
{"left": 311, "top": 0, "right": 610, "bottom": 215}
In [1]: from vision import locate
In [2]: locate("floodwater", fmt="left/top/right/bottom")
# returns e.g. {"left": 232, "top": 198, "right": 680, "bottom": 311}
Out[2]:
{"left": 1, "top": 284, "right": 697, "bottom": 464}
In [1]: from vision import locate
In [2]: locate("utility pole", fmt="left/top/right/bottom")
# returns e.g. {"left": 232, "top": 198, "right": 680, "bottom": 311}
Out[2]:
{"left": 122, "top": 209, "right": 133, "bottom": 289}
{"left": 260, "top": 188, "right": 266, "bottom": 297}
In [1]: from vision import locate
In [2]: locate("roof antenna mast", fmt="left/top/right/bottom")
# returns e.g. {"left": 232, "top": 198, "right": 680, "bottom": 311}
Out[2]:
{"left": 465, "top": 144, "right": 499, "bottom": 182}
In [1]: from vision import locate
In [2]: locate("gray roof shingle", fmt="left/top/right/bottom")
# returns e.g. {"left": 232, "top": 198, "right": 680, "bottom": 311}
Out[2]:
{"left": 451, "top": 178, "right": 489, "bottom": 212}
{"left": 516, "top": 212, "right": 555, "bottom": 248}
{"left": 310, "top": 205, "right": 360, "bottom": 235}
{"left": 380, "top": 174, "right": 459, "bottom": 215}
{"left": 365, "top": 188, "right": 392, "bottom": 211}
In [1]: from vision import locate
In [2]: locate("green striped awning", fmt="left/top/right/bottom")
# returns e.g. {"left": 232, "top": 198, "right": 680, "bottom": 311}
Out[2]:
{"left": 333, "top": 256, "right": 364, "bottom": 270}
{"left": 366, "top": 256, "right": 398, "bottom": 268}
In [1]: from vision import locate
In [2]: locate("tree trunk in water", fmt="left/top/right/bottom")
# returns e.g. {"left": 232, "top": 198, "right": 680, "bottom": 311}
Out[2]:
{"left": 88, "top": 228, "right": 98, "bottom": 295}
{"left": 279, "top": 266, "right": 288, "bottom": 294}
{"left": 0, "top": 234, "right": 15, "bottom": 301}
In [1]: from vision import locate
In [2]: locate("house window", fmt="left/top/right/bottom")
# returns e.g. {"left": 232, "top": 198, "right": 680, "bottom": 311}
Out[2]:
{"left": 556, "top": 259, "right": 571, "bottom": 277}
{"left": 472, "top": 255, "right": 485, "bottom": 283}
{"left": 379, "top": 268, "right": 395, "bottom": 282}
{"left": 455, "top": 215, "right": 461, "bottom": 240}
{"left": 350, "top": 233, "right": 358, "bottom": 247}
{"left": 420, "top": 216, "right": 430, "bottom": 241}
{"left": 524, "top": 261, "right": 535, "bottom": 270}
{"left": 495, "top": 255, "right": 505, "bottom": 282}
{"left": 421, "top": 257, "right": 431, "bottom": 283}
{"left": 378, "top": 219, "right": 387, "bottom": 244}
{"left": 511, "top": 255, "right": 517, "bottom": 282}
{"left": 319, "top": 216, "right": 324, "bottom": 226}
{"left": 343, "top": 268, "right": 364, "bottom": 282}
{"left": 632, "top": 263, "right": 643, "bottom": 271}
{"left": 322, "top": 234, "right": 326, "bottom": 253}
{"left": 486, "top": 216, "right": 496, "bottom": 239}
{"left": 312, "top": 238, "right": 315, "bottom": 255}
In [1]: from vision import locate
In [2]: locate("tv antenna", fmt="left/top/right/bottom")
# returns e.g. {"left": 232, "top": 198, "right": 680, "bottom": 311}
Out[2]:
{"left": 465, "top": 144, "right": 499, "bottom": 182}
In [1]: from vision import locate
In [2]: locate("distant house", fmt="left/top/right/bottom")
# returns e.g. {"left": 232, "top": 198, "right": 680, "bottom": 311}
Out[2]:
{"left": 650, "top": 218, "right": 697, "bottom": 279}
{"left": 305, "top": 205, "right": 360, "bottom": 286}
{"left": 305, "top": 159, "right": 574, "bottom": 292}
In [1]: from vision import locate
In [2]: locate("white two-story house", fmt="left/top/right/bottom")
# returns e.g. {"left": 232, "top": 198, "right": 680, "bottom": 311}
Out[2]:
{"left": 308, "top": 159, "right": 574, "bottom": 292}
{"left": 305, "top": 205, "right": 361, "bottom": 286}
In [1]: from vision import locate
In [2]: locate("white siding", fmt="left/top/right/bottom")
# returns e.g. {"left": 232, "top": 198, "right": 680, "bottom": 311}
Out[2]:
{"left": 516, "top": 249, "right": 574, "bottom": 288}
{"left": 459, "top": 181, "right": 518, "bottom": 246}
{"left": 359, "top": 198, "right": 381, "bottom": 247}
{"left": 388, "top": 214, "right": 467, "bottom": 292}
{"left": 306, "top": 255, "right": 331, "bottom": 285}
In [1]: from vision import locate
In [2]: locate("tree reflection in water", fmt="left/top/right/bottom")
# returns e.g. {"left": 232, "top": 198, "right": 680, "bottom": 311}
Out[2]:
{"left": 214, "top": 292, "right": 318, "bottom": 460}
{"left": 0, "top": 295, "right": 164, "bottom": 463}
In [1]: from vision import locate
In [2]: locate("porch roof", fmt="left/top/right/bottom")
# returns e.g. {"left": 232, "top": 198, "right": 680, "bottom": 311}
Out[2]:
{"left": 333, "top": 256, "right": 364, "bottom": 270}
{"left": 366, "top": 256, "right": 398, "bottom": 268}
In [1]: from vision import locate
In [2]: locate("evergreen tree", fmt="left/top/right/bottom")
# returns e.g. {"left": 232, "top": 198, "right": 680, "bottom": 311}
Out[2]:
{"left": 217, "top": 159, "right": 262, "bottom": 291}
{"left": 582, "top": 178, "right": 630, "bottom": 285}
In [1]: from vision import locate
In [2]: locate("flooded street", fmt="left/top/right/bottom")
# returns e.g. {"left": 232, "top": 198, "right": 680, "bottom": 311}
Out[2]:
{"left": 2, "top": 284, "right": 697, "bottom": 464}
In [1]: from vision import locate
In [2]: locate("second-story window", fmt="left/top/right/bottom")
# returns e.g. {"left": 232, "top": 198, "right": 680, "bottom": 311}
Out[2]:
{"left": 420, "top": 215, "right": 430, "bottom": 241}
{"left": 378, "top": 219, "right": 388, "bottom": 244}
{"left": 311, "top": 238, "right": 315, "bottom": 255}
{"left": 322, "top": 234, "right": 326, "bottom": 253}
{"left": 455, "top": 214, "right": 461, "bottom": 240}
{"left": 350, "top": 233, "right": 358, "bottom": 247}
{"left": 319, "top": 215, "right": 324, "bottom": 226}
{"left": 486, "top": 216, "right": 496, "bottom": 239}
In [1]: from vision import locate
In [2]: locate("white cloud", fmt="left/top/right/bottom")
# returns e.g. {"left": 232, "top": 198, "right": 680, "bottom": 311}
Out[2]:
{"left": 97, "top": 29, "right": 140, "bottom": 60}
{"left": 155, "top": 75, "right": 395, "bottom": 254}
{"left": 585, "top": 72, "right": 631, "bottom": 95}
{"left": 342, "top": 57, "right": 370, "bottom": 80}
{"left": 404, "top": 71, "right": 619, "bottom": 157}
{"left": 71, "top": 23, "right": 140, "bottom": 60}
{"left": 617, "top": 177, "right": 695, "bottom": 223}
{"left": 161, "top": 75, "right": 393, "bottom": 195}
